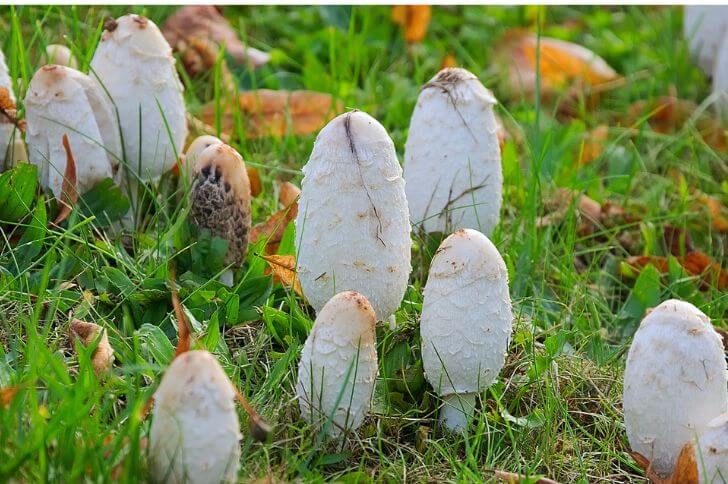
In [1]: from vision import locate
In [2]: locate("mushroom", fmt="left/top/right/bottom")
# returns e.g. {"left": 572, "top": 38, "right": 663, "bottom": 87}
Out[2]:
{"left": 149, "top": 350, "right": 241, "bottom": 484}
{"left": 295, "top": 110, "right": 412, "bottom": 321}
{"left": 181, "top": 134, "right": 222, "bottom": 181}
{"left": 0, "top": 48, "right": 23, "bottom": 171}
{"left": 189, "top": 143, "right": 251, "bottom": 286}
{"left": 90, "top": 14, "right": 187, "bottom": 191}
{"left": 296, "top": 291, "right": 378, "bottom": 437}
{"left": 695, "top": 413, "right": 728, "bottom": 483}
{"left": 712, "top": 30, "right": 728, "bottom": 117}
{"left": 403, "top": 67, "right": 502, "bottom": 235}
{"left": 684, "top": 6, "right": 728, "bottom": 77}
{"left": 623, "top": 299, "right": 728, "bottom": 477}
{"left": 42, "top": 44, "right": 78, "bottom": 68}
{"left": 69, "top": 319, "right": 114, "bottom": 376}
{"left": 420, "top": 228, "right": 513, "bottom": 432}
{"left": 24, "top": 65, "right": 122, "bottom": 198}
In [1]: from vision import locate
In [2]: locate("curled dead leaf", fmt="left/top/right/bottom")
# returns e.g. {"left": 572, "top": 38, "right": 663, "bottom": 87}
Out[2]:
{"left": 250, "top": 181, "right": 300, "bottom": 254}
{"left": 624, "top": 252, "right": 728, "bottom": 291}
{"left": 0, "top": 87, "right": 25, "bottom": 134}
{"left": 278, "top": 181, "right": 300, "bottom": 208}
{"left": 261, "top": 254, "right": 303, "bottom": 297}
{"left": 392, "top": 5, "right": 432, "bottom": 43}
{"left": 248, "top": 167, "right": 262, "bottom": 197}
{"left": 70, "top": 319, "right": 115, "bottom": 376}
{"left": 199, "top": 89, "right": 341, "bottom": 139}
{"left": 52, "top": 134, "right": 78, "bottom": 225}
{"left": 169, "top": 266, "right": 191, "bottom": 358}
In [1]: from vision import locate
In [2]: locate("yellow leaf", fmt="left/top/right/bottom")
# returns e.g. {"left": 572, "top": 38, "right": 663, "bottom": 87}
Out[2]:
{"left": 576, "top": 125, "right": 609, "bottom": 165}
{"left": 261, "top": 254, "right": 303, "bottom": 297}
{"left": 392, "top": 5, "right": 432, "bottom": 43}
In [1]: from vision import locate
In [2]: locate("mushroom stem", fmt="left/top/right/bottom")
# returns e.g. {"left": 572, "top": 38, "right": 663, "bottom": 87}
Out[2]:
{"left": 440, "top": 392, "right": 476, "bottom": 432}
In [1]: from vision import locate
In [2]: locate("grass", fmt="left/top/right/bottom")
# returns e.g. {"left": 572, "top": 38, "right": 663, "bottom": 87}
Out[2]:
{"left": 1, "top": 4, "right": 726, "bottom": 482}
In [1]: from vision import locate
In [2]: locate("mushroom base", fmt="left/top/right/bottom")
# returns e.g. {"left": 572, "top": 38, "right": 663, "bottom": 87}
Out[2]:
{"left": 440, "top": 392, "right": 476, "bottom": 433}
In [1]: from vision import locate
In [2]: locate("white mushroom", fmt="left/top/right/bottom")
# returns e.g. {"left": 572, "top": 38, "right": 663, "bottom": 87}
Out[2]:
{"left": 42, "top": 44, "right": 78, "bottom": 68}
{"left": 420, "top": 228, "right": 513, "bottom": 432}
{"left": 623, "top": 299, "right": 728, "bottom": 477}
{"left": 24, "top": 65, "right": 121, "bottom": 197}
{"left": 295, "top": 110, "right": 412, "bottom": 321}
{"left": 296, "top": 291, "right": 378, "bottom": 437}
{"left": 149, "top": 350, "right": 241, "bottom": 484}
{"left": 684, "top": 6, "right": 728, "bottom": 77}
{"left": 712, "top": 30, "right": 728, "bottom": 117}
{"left": 404, "top": 67, "right": 502, "bottom": 235}
{"left": 696, "top": 413, "right": 728, "bottom": 483}
{"left": 90, "top": 14, "right": 187, "bottom": 187}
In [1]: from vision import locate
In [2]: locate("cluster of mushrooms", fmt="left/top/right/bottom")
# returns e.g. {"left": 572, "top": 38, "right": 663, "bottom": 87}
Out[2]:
{"left": 1, "top": 11, "right": 727, "bottom": 484}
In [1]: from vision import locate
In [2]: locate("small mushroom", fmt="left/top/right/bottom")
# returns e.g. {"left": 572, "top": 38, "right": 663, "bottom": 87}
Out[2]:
{"left": 420, "top": 229, "right": 513, "bottom": 432}
{"left": 24, "top": 65, "right": 122, "bottom": 197}
{"left": 189, "top": 143, "right": 251, "bottom": 286}
{"left": 69, "top": 319, "right": 114, "bottom": 376}
{"left": 295, "top": 110, "right": 412, "bottom": 321}
{"left": 41, "top": 44, "right": 78, "bottom": 68}
{"left": 404, "top": 67, "right": 503, "bottom": 235}
{"left": 296, "top": 291, "right": 378, "bottom": 437}
{"left": 149, "top": 350, "right": 241, "bottom": 484}
{"left": 623, "top": 299, "right": 728, "bottom": 477}
{"left": 90, "top": 14, "right": 187, "bottom": 189}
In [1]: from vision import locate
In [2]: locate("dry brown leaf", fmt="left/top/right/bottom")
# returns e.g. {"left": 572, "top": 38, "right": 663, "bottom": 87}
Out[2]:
{"left": 199, "top": 89, "right": 341, "bottom": 139}
{"left": 250, "top": 181, "right": 300, "bottom": 253}
{"left": 162, "top": 5, "right": 270, "bottom": 72}
{"left": 170, "top": 266, "right": 191, "bottom": 358}
{"left": 663, "top": 224, "right": 693, "bottom": 257}
{"left": 261, "top": 254, "right": 303, "bottom": 297}
{"left": 0, "top": 87, "right": 15, "bottom": 111}
{"left": 577, "top": 124, "right": 608, "bottom": 165}
{"left": 0, "top": 87, "right": 25, "bottom": 134}
{"left": 392, "top": 6, "right": 432, "bottom": 43}
{"left": 491, "top": 469, "right": 560, "bottom": 484}
{"left": 440, "top": 53, "right": 457, "bottom": 70}
{"left": 248, "top": 166, "right": 262, "bottom": 197}
{"left": 186, "top": 112, "right": 231, "bottom": 144}
{"left": 697, "top": 194, "right": 728, "bottom": 233}
{"left": 52, "top": 134, "right": 78, "bottom": 225}
{"left": 0, "top": 385, "right": 23, "bottom": 408}
{"left": 500, "top": 30, "right": 620, "bottom": 99}
{"left": 70, "top": 319, "right": 114, "bottom": 376}
{"left": 278, "top": 181, "right": 300, "bottom": 208}
{"left": 631, "top": 443, "right": 698, "bottom": 484}
{"left": 624, "top": 252, "right": 728, "bottom": 290}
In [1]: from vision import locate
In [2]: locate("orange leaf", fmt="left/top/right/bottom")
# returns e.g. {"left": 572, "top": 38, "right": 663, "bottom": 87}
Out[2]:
{"left": 199, "top": 89, "right": 341, "bottom": 139}
{"left": 52, "top": 134, "right": 78, "bottom": 225}
{"left": 630, "top": 443, "right": 698, "bottom": 484}
{"left": 0, "top": 87, "right": 15, "bottom": 111}
{"left": 625, "top": 252, "right": 728, "bottom": 291}
{"left": 250, "top": 182, "right": 300, "bottom": 254}
{"left": 698, "top": 194, "right": 728, "bottom": 233}
{"left": 261, "top": 254, "right": 303, "bottom": 297}
{"left": 392, "top": 5, "right": 432, "bottom": 43}
{"left": 440, "top": 53, "right": 457, "bottom": 70}
{"left": 247, "top": 167, "right": 262, "bottom": 197}
{"left": 278, "top": 181, "right": 300, "bottom": 209}
{"left": 170, "top": 266, "right": 191, "bottom": 358}
{"left": 0, "top": 385, "right": 23, "bottom": 408}
{"left": 577, "top": 125, "right": 609, "bottom": 165}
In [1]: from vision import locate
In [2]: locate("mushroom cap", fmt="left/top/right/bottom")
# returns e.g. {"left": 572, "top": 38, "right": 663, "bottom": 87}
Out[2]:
{"left": 697, "top": 413, "right": 728, "bottom": 483}
{"left": 43, "top": 44, "right": 77, "bottom": 68}
{"left": 150, "top": 350, "right": 241, "bottom": 484}
{"left": 404, "top": 67, "right": 503, "bottom": 235}
{"left": 623, "top": 299, "right": 728, "bottom": 477}
{"left": 295, "top": 110, "right": 412, "bottom": 320}
{"left": 25, "top": 65, "right": 121, "bottom": 197}
{"left": 684, "top": 6, "right": 728, "bottom": 76}
{"left": 90, "top": 14, "right": 187, "bottom": 183}
{"left": 296, "top": 291, "right": 378, "bottom": 437}
{"left": 194, "top": 143, "right": 251, "bottom": 203}
{"left": 183, "top": 135, "right": 222, "bottom": 176}
{"left": 420, "top": 228, "right": 513, "bottom": 396}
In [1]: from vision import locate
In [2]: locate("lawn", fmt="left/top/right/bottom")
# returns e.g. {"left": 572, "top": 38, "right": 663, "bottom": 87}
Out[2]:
{"left": 0, "top": 5, "right": 726, "bottom": 483}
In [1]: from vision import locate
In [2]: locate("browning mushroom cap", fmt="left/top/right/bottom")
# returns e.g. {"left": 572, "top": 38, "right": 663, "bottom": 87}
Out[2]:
{"left": 183, "top": 134, "right": 222, "bottom": 175}
{"left": 150, "top": 350, "right": 241, "bottom": 484}
{"left": 296, "top": 291, "right": 379, "bottom": 437}
{"left": 623, "top": 299, "right": 728, "bottom": 478}
{"left": 420, "top": 228, "right": 513, "bottom": 396}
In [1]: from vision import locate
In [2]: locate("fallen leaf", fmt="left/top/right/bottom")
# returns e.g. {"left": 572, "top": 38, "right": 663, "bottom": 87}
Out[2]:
{"left": 392, "top": 5, "right": 432, "bottom": 43}
{"left": 248, "top": 166, "right": 262, "bottom": 197}
{"left": 0, "top": 87, "right": 25, "bottom": 133}
{"left": 261, "top": 254, "right": 303, "bottom": 297}
{"left": 170, "top": 266, "right": 191, "bottom": 358}
{"left": 624, "top": 252, "right": 728, "bottom": 290}
{"left": 250, "top": 181, "right": 300, "bottom": 253}
{"left": 490, "top": 469, "right": 560, "bottom": 484}
{"left": 500, "top": 30, "right": 620, "bottom": 99}
{"left": 199, "top": 89, "right": 341, "bottom": 139}
{"left": 697, "top": 194, "right": 728, "bottom": 233}
{"left": 52, "top": 134, "right": 78, "bottom": 225}
{"left": 577, "top": 124, "right": 609, "bottom": 165}
{"left": 631, "top": 442, "right": 698, "bottom": 484}
{"left": 537, "top": 188, "right": 602, "bottom": 233}
{"left": 278, "top": 181, "right": 300, "bottom": 208}
{"left": 0, "top": 87, "right": 15, "bottom": 111}
{"left": 0, "top": 385, "right": 23, "bottom": 407}
{"left": 440, "top": 53, "right": 457, "bottom": 70}
{"left": 663, "top": 225, "right": 693, "bottom": 256}
{"left": 162, "top": 5, "right": 270, "bottom": 72}
{"left": 70, "top": 319, "right": 115, "bottom": 376}
{"left": 186, "top": 112, "right": 231, "bottom": 144}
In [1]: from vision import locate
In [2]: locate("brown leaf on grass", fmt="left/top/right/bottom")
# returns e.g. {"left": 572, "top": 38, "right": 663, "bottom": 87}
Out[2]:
{"left": 663, "top": 225, "right": 693, "bottom": 256}
{"left": 0, "top": 87, "right": 25, "bottom": 133}
{"left": 490, "top": 469, "right": 560, "bottom": 484}
{"left": 537, "top": 188, "right": 602, "bottom": 233}
{"left": 499, "top": 30, "right": 620, "bottom": 100}
{"left": 625, "top": 95, "right": 727, "bottom": 151}
{"left": 250, "top": 181, "right": 300, "bottom": 253}
{"left": 0, "top": 385, "right": 23, "bottom": 407}
{"left": 52, "top": 134, "right": 78, "bottom": 225}
{"left": 577, "top": 124, "right": 609, "bottom": 165}
{"left": 0, "top": 87, "right": 15, "bottom": 111}
{"left": 186, "top": 112, "right": 231, "bottom": 144}
{"left": 624, "top": 252, "right": 728, "bottom": 290}
{"left": 278, "top": 181, "right": 301, "bottom": 208}
{"left": 170, "top": 266, "right": 191, "bottom": 358}
{"left": 162, "top": 5, "right": 270, "bottom": 71}
{"left": 261, "top": 254, "right": 303, "bottom": 297}
{"left": 697, "top": 194, "right": 728, "bottom": 233}
{"left": 630, "top": 443, "right": 698, "bottom": 484}
{"left": 248, "top": 167, "right": 262, "bottom": 197}
{"left": 392, "top": 6, "right": 432, "bottom": 43}
{"left": 199, "top": 89, "right": 341, "bottom": 139}
{"left": 70, "top": 319, "right": 115, "bottom": 376}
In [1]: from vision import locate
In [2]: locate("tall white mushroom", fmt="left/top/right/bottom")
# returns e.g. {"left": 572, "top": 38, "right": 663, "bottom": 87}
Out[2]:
{"left": 90, "top": 14, "right": 187, "bottom": 189}
{"left": 420, "top": 228, "right": 513, "bottom": 432}
{"left": 149, "top": 350, "right": 241, "bottom": 484}
{"left": 296, "top": 291, "right": 378, "bottom": 437}
{"left": 404, "top": 67, "right": 502, "bottom": 235}
{"left": 683, "top": 6, "right": 728, "bottom": 77}
{"left": 24, "top": 65, "right": 121, "bottom": 197}
{"left": 295, "top": 110, "right": 412, "bottom": 321}
{"left": 623, "top": 299, "right": 728, "bottom": 477}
